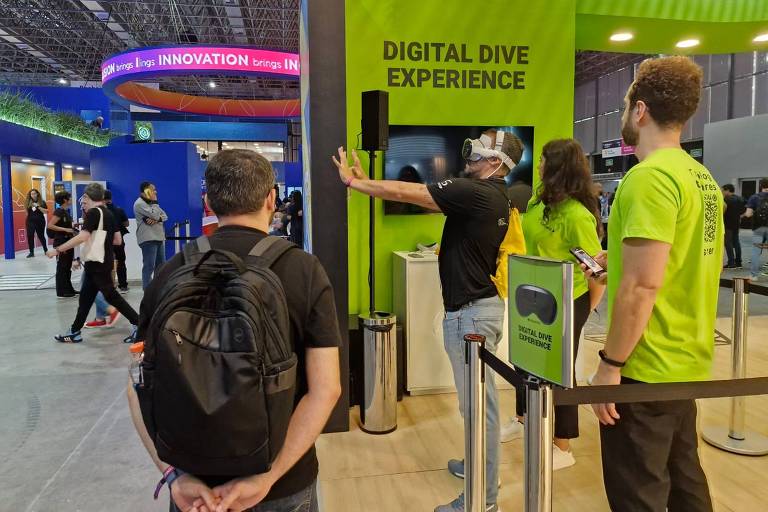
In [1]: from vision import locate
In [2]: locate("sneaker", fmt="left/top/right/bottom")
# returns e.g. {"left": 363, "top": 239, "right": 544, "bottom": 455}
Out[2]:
{"left": 56, "top": 293, "right": 77, "bottom": 299}
{"left": 552, "top": 443, "right": 576, "bottom": 470}
{"left": 55, "top": 331, "right": 83, "bottom": 343}
{"left": 434, "top": 495, "right": 499, "bottom": 512}
{"left": 26, "top": 253, "right": 34, "bottom": 258}
{"left": 84, "top": 318, "right": 107, "bottom": 329}
{"left": 118, "top": 286, "right": 129, "bottom": 294}
{"left": 123, "top": 326, "right": 138, "bottom": 344}
{"left": 105, "top": 310, "right": 121, "bottom": 328}
{"left": 500, "top": 418, "right": 524, "bottom": 442}
{"left": 447, "top": 459, "right": 501, "bottom": 488}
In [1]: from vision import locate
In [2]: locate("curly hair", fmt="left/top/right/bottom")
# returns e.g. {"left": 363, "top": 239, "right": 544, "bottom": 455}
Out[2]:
{"left": 536, "top": 139, "right": 603, "bottom": 239}
{"left": 628, "top": 56, "right": 703, "bottom": 128}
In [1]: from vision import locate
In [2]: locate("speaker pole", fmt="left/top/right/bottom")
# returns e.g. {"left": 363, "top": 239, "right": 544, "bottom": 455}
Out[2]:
{"left": 368, "top": 149, "right": 376, "bottom": 316}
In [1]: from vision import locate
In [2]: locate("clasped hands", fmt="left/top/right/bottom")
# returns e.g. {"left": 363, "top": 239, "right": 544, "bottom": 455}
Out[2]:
{"left": 171, "top": 472, "right": 276, "bottom": 512}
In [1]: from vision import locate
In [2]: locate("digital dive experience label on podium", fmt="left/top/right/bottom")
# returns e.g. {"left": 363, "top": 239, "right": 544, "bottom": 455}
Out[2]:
{"left": 508, "top": 255, "right": 575, "bottom": 388}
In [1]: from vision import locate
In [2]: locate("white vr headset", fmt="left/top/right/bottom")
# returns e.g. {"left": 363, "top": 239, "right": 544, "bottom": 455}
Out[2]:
{"left": 462, "top": 131, "right": 517, "bottom": 169}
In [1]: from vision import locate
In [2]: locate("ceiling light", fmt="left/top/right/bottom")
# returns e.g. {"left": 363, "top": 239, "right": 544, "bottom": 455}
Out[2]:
{"left": 57, "top": 78, "right": 68, "bottom": 85}
{"left": 21, "top": 158, "right": 31, "bottom": 163}
{"left": 63, "top": 164, "right": 73, "bottom": 169}
{"left": 45, "top": 162, "right": 54, "bottom": 166}
{"left": 76, "top": 166, "right": 85, "bottom": 171}
{"left": 676, "top": 39, "right": 700, "bottom": 48}
{"left": 754, "top": 33, "right": 768, "bottom": 43}
{"left": 208, "top": 81, "right": 216, "bottom": 88}
{"left": 610, "top": 32, "right": 633, "bottom": 42}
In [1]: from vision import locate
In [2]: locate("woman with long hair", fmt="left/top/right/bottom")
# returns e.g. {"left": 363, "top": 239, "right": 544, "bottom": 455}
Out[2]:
{"left": 517, "top": 138, "right": 606, "bottom": 469}
{"left": 25, "top": 188, "right": 48, "bottom": 257}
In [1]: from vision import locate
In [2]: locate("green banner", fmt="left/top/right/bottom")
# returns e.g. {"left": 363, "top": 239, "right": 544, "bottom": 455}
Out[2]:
{"left": 508, "top": 255, "right": 574, "bottom": 387}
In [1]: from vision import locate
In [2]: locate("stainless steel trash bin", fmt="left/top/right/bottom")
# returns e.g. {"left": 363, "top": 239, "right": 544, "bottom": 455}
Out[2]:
{"left": 359, "top": 312, "right": 397, "bottom": 434}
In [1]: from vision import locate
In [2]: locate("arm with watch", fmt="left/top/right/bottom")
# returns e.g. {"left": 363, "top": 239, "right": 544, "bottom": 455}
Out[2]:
{"left": 588, "top": 237, "right": 672, "bottom": 426}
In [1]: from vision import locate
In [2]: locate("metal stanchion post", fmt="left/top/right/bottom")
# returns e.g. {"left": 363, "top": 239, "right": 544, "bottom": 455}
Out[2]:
{"left": 173, "top": 223, "right": 180, "bottom": 255}
{"left": 703, "top": 278, "right": 768, "bottom": 455}
{"left": 464, "top": 334, "right": 486, "bottom": 512}
{"left": 183, "top": 220, "right": 190, "bottom": 249}
{"left": 525, "top": 378, "right": 553, "bottom": 512}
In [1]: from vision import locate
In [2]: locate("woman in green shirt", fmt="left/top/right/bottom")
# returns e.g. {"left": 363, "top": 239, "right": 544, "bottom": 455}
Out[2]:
{"left": 518, "top": 138, "right": 606, "bottom": 470}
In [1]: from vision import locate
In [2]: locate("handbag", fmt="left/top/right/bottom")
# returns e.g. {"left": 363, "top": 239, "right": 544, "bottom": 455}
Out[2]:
{"left": 81, "top": 207, "right": 106, "bottom": 263}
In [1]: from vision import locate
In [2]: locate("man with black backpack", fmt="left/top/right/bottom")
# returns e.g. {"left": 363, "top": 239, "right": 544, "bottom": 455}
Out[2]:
{"left": 127, "top": 149, "right": 341, "bottom": 512}
{"left": 744, "top": 178, "right": 768, "bottom": 281}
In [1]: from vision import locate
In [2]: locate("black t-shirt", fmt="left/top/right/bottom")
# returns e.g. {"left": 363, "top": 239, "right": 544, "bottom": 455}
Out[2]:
{"left": 82, "top": 205, "right": 117, "bottom": 272}
{"left": 427, "top": 177, "right": 509, "bottom": 311}
{"left": 137, "top": 226, "right": 341, "bottom": 501}
{"left": 723, "top": 195, "right": 746, "bottom": 230}
{"left": 106, "top": 203, "right": 130, "bottom": 236}
{"left": 51, "top": 207, "right": 74, "bottom": 245}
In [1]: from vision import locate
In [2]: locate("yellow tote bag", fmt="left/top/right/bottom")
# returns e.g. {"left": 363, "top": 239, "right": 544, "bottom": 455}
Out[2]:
{"left": 490, "top": 208, "right": 526, "bottom": 298}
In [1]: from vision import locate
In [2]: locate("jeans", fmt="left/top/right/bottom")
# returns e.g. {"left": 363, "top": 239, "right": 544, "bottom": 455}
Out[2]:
{"left": 139, "top": 240, "right": 166, "bottom": 289}
{"left": 95, "top": 292, "right": 109, "bottom": 319}
{"left": 751, "top": 227, "right": 768, "bottom": 277}
{"left": 169, "top": 481, "right": 318, "bottom": 512}
{"left": 724, "top": 228, "right": 742, "bottom": 266}
{"left": 443, "top": 295, "right": 504, "bottom": 505}
{"left": 600, "top": 378, "right": 712, "bottom": 512}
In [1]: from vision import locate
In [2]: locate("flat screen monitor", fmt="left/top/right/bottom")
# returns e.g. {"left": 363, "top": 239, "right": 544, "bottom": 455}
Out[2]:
{"left": 383, "top": 125, "right": 534, "bottom": 214}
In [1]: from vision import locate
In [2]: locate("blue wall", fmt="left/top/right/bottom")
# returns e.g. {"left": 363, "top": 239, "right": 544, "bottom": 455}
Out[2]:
{"left": 90, "top": 141, "right": 205, "bottom": 240}
{"left": 0, "top": 85, "right": 112, "bottom": 128}
{"left": 0, "top": 120, "right": 93, "bottom": 166}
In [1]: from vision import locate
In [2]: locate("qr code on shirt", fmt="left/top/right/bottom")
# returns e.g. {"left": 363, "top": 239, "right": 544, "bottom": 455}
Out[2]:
{"left": 704, "top": 193, "right": 718, "bottom": 243}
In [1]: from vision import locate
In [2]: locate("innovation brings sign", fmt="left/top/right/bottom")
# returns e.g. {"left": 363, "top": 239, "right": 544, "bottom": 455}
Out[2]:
{"left": 101, "top": 46, "right": 300, "bottom": 83}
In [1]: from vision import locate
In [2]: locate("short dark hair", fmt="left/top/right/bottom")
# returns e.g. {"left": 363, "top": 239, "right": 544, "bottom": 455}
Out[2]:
{"left": 139, "top": 181, "right": 153, "bottom": 194}
{"left": 482, "top": 129, "right": 524, "bottom": 173}
{"left": 84, "top": 182, "right": 105, "bottom": 201}
{"left": 54, "top": 191, "right": 71, "bottom": 206}
{"left": 205, "top": 149, "right": 275, "bottom": 216}
{"left": 761, "top": 178, "right": 768, "bottom": 190}
{"left": 722, "top": 184, "right": 735, "bottom": 193}
{"left": 628, "top": 56, "right": 703, "bottom": 128}
{"left": 104, "top": 190, "right": 112, "bottom": 201}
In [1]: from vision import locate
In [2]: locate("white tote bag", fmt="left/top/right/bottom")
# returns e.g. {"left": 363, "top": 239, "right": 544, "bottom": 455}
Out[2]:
{"left": 81, "top": 206, "right": 106, "bottom": 263}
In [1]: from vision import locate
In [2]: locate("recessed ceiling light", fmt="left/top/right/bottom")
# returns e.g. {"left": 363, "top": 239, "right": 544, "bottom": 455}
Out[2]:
{"left": 57, "top": 78, "right": 68, "bottom": 85}
{"left": 610, "top": 32, "right": 633, "bottom": 42}
{"left": 45, "top": 162, "right": 54, "bottom": 166}
{"left": 208, "top": 81, "right": 216, "bottom": 88}
{"left": 754, "top": 33, "right": 768, "bottom": 43}
{"left": 21, "top": 158, "right": 31, "bottom": 163}
{"left": 63, "top": 164, "right": 73, "bottom": 169}
{"left": 676, "top": 39, "right": 700, "bottom": 48}
{"left": 76, "top": 166, "right": 85, "bottom": 171}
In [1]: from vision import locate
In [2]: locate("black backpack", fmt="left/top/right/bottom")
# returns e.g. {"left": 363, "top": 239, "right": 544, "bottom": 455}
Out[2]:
{"left": 137, "top": 235, "right": 298, "bottom": 476}
{"left": 754, "top": 195, "right": 768, "bottom": 228}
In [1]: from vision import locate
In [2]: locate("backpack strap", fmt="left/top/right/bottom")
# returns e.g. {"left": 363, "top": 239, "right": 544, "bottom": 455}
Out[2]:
{"left": 248, "top": 236, "right": 296, "bottom": 268}
{"left": 182, "top": 235, "right": 210, "bottom": 264}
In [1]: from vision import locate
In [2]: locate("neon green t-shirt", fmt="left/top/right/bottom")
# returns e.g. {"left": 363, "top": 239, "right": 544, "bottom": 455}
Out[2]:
{"left": 608, "top": 148, "right": 724, "bottom": 383}
{"left": 522, "top": 197, "right": 602, "bottom": 299}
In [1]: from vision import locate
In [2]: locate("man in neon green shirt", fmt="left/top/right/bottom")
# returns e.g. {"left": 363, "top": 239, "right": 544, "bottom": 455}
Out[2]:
{"left": 588, "top": 56, "right": 722, "bottom": 511}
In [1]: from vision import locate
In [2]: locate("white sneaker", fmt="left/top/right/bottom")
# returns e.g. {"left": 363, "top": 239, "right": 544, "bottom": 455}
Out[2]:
{"left": 500, "top": 419, "right": 524, "bottom": 443}
{"left": 552, "top": 444, "right": 576, "bottom": 470}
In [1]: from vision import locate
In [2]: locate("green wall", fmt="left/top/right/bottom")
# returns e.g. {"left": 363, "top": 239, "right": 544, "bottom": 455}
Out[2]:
{"left": 344, "top": 0, "right": 576, "bottom": 314}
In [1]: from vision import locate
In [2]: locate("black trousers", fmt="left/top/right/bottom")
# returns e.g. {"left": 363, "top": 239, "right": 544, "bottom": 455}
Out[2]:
{"left": 114, "top": 242, "right": 128, "bottom": 288}
{"left": 600, "top": 379, "right": 713, "bottom": 512}
{"left": 26, "top": 216, "right": 48, "bottom": 254}
{"left": 724, "top": 228, "right": 742, "bottom": 266}
{"left": 516, "top": 292, "right": 591, "bottom": 439}
{"left": 55, "top": 247, "right": 76, "bottom": 295}
{"left": 71, "top": 266, "right": 139, "bottom": 333}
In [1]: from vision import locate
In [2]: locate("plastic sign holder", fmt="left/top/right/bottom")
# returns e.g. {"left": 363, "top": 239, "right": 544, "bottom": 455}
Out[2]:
{"left": 508, "top": 255, "right": 575, "bottom": 512}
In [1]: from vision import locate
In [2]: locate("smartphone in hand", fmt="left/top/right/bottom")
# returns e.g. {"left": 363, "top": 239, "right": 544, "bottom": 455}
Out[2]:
{"left": 570, "top": 247, "right": 605, "bottom": 277}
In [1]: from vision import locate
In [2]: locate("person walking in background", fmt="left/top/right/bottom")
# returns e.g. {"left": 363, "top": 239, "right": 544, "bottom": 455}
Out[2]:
{"left": 722, "top": 184, "right": 746, "bottom": 269}
{"left": 47, "top": 183, "right": 139, "bottom": 344}
{"left": 285, "top": 190, "right": 303, "bottom": 247}
{"left": 742, "top": 178, "right": 768, "bottom": 281}
{"left": 587, "top": 56, "right": 721, "bottom": 511}
{"left": 133, "top": 181, "right": 168, "bottom": 289}
{"left": 48, "top": 191, "right": 78, "bottom": 298}
{"left": 518, "top": 138, "right": 606, "bottom": 470}
{"left": 104, "top": 190, "right": 130, "bottom": 292}
{"left": 25, "top": 188, "right": 48, "bottom": 257}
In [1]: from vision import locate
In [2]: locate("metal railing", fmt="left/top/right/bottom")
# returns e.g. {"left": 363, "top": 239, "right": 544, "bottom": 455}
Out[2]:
{"left": 463, "top": 276, "right": 768, "bottom": 512}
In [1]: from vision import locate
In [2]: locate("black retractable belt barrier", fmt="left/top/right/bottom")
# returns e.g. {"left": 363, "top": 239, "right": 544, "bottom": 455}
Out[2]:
{"left": 480, "top": 349, "right": 768, "bottom": 405}
{"left": 720, "top": 277, "right": 768, "bottom": 296}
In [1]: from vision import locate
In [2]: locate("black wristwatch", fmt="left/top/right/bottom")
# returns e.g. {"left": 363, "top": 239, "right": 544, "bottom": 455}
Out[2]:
{"left": 599, "top": 349, "right": 626, "bottom": 368}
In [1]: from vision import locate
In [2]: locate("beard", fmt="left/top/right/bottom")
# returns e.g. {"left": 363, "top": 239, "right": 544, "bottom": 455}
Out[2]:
{"left": 621, "top": 119, "right": 639, "bottom": 147}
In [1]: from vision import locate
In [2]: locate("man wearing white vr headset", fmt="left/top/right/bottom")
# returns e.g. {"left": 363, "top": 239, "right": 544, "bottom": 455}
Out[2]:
{"left": 333, "top": 128, "right": 524, "bottom": 512}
